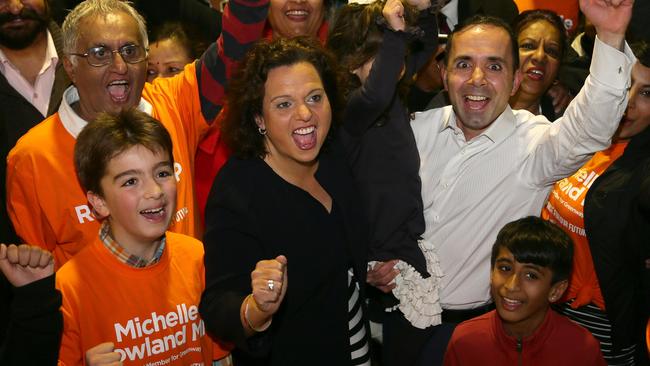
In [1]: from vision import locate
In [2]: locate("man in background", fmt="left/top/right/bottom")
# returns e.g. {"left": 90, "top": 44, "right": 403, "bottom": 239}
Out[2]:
{"left": 0, "top": 0, "right": 70, "bottom": 243}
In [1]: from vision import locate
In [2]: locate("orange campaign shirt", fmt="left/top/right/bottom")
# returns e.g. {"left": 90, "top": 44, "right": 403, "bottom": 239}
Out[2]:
{"left": 541, "top": 142, "right": 628, "bottom": 310}
{"left": 514, "top": 0, "right": 580, "bottom": 35}
{"left": 56, "top": 232, "right": 213, "bottom": 366}
{"left": 7, "top": 63, "right": 207, "bottom": 268}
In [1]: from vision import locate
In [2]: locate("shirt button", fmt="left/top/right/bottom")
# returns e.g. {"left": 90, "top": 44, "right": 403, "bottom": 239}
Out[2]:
{"left": 434, "top": 215, "right": 440, "bottom": 221}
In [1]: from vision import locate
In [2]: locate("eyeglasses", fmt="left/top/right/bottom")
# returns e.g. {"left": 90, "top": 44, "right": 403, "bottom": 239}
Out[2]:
{"left": 68, "top": 44, "right": 147, "bottom": 67}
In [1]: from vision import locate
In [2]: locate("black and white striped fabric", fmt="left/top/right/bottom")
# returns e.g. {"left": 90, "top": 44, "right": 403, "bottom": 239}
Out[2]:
{"left": 555, "top": 300, "right": 636, "bottom": 365}
{"left": 348, "top": 269, "right": 371, "bottom": 366}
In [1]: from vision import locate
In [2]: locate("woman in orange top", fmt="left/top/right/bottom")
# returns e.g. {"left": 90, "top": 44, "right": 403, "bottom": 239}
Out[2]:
{"left": 542, "top": 45, "right": 650, "bottom": 365}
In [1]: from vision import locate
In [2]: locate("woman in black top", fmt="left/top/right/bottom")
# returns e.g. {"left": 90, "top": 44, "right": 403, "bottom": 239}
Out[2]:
{"left": 199, "top": 37, "right": 371, "bottom": 365}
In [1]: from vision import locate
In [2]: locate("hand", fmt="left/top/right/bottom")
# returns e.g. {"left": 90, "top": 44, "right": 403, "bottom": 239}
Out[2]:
{"left": 0, "top": 244, "right": 54, "bottom": 287}
{"left": 86, "top": 342, "right": 122, "bottom": 366}
{"left": 546, "top": 82, "right": 573, "bottom": 116}
{"left": 383, "top": 0, "right": 406, "bottom": 32}
{"left": 367, "top": 260, "right": 399, "bottom": 293}
{"left": 250, "top": 255, "right": 287, "bottom": 315}
{"left": 579, "top": 0, "right": 633, "bottom": 49}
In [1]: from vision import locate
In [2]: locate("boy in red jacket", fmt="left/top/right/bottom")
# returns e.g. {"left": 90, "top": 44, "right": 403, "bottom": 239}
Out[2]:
{"left": 444, "top": 216, "right": 605, "bottom": 366}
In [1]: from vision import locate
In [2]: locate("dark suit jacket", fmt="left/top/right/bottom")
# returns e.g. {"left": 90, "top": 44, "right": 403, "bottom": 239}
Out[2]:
{"left": 0, "top": 21, "right": 70, "bottom": 243}
{"left": 585, "top": 128, "right": 650, "bottom": 365}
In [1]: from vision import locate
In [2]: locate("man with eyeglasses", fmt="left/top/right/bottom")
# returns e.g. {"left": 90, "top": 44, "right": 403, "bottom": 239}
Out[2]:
{"left": 5, "top": 0, "right": 269, "bottom": 269}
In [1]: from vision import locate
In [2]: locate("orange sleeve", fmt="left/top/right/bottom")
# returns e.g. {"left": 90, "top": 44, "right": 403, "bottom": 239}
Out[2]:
{"left": 148, "top": 63, "right": 208, "bottom": 152}
{"left": 6, "top": 142, "right": 56, "bottom": 254}
{"left": 56, "top": 275, "right": 85, "bottom": 366}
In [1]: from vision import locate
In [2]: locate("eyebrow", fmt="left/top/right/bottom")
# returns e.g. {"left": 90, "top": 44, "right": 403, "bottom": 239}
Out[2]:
{"left": 486, "top": 56, "right": 507, "bottom": 64}
{"left": 269, "top": 88, "right": 324, "bottom": 103}
{"left": 452, "top": 55, "right": 507, "bottom": 64}
{"left": 521, "top": 263, "right": 544, "bottom": 272}
{"left": 89, "top": 41, "right": 137, "bottom": 49}
{"left": 112, "top": 161, "right": 171, "bottom": 182}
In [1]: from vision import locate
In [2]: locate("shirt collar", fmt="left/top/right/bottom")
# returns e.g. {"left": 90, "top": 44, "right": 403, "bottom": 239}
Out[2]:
{"left": 440, "top": 0, "right": 459, "bottom": 30}
{"left": 43, "top": 29, "right": 58, "bottom": 71}
{"left": 99, "top": 221, "right": 166, "bottom": 268}
{"left": 0, "top": 29, "right": 58, "bottom": 74}
{"left": 59, "top": 85, "right": 153, "bottom": 138}
{"left": 441, "top": 105, "right": 516, "bottom": 144}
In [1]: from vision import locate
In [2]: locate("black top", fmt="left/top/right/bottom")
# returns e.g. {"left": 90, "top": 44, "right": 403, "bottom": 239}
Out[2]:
{"left": 0, "top": 274, "right": 62, "bottom": 366}
{"left": 585, "top": 127, "right": 650, "bottom": 364}
{"left": 200, "top": 151, "right": 368, "bottom": 366}
{"left": 338, "top": 10, "right": 437, "bottom": 277}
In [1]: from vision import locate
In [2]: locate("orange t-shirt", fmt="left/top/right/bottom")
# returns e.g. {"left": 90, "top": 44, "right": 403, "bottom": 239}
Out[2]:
{"left": 541, "top": 142, "right": 628, "bottom": 310}
{"left": 514, "top": 0, "right": 580, "bottom": 35}
{"left": 56, "top": 232, "right": 213, "bottom": 365}
{"left": 7, "top": 63, "right": 207, "bottom": 268}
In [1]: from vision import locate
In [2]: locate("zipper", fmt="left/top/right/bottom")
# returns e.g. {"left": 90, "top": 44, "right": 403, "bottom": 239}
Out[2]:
{"left": 517, "top": 338, "right": 523, "bottom": 366}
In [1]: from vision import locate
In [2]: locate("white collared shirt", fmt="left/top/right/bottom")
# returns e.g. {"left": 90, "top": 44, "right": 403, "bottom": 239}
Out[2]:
{"left": 0, "top": 30, "right": 58, "bottom": 117}
{"left": 411, "top": 37, "right": 635, "bottom": 309}
{"left": 440, "top": 0, "right": 459, "bottom": 31}
{"left": 59, "top": 85, "right": 153, "bottom": 138}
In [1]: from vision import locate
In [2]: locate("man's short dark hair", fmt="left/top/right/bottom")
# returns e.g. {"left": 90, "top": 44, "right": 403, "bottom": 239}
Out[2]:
{"left": 631, "top": 41, "right": 650, "bottom": 68}
{"left": 490, "top": 216, "right": 573, "bottom": 284}
{"left": 74, "top": 109, "right": 174, "bottom": 196}
{"left": 445, "top": 15, "right": 520, "bottom": 72}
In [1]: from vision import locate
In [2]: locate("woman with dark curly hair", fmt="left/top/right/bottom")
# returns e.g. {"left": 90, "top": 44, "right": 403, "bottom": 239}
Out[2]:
{"left": 199, "top": 37, "right": 371, "bottom": 366}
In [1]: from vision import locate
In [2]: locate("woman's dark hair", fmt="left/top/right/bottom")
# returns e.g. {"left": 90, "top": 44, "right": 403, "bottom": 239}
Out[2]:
{"left": 150, "top": 21, "right": 207, "bottom": 60}
{"left": 490, "top": 216, "right": 574, "bottom": 285}
{"left": 327, "top": 1, "right": 385, "bottom": 73}
{"left": 512, "top": 9, "right": 567, "bottom": 60}
{"left": 74, "top": 109, "right": 174, "bottom": 196}
{"left": 222, "top": 36, "right": 343, "bottom": 159}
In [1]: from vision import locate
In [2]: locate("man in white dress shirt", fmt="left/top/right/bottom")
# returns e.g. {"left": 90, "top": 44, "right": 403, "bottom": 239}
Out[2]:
{"left": 382, "top": 0, "right": 635, "bottom": 364}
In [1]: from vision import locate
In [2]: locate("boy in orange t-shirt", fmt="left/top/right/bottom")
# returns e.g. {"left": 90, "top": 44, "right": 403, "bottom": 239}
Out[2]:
{"left": 56, "top": 110, "right": 226, "bottom": 365}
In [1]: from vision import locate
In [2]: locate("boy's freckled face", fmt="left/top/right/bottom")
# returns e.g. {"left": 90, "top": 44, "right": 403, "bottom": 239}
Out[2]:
{"left": 490, "top": 247, "right": 565, "bottom": 338}
{"left": 91, "top": 145, "right": 176, "bottom": 248}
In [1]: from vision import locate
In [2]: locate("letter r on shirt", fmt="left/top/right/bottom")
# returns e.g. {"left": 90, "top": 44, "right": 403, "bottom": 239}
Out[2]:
{"left": 75, "top": 205, "right": 95, "bottom": 224}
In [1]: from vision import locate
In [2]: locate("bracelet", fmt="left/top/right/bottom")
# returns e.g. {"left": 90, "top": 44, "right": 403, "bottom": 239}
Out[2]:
{"left": 244, "top": 294, "right": 272, "bottom": 332}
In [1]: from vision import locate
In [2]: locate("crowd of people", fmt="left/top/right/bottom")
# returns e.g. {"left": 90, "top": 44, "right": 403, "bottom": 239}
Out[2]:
{"left": 0, "top": 0, "right": 648, "bottom": 365}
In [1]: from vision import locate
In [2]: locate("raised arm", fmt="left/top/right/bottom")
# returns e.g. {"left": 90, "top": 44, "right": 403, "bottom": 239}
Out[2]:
{"left": 343, "top": 0, "right": 438, "bottom": 137}
{"left": 580, "top": 0, "right": 633, "bottom": 51}
{"left": 196, "top": 0, "right": 270, "bottom": 122}
{"left": 525, "top": 0, "right": 636, "bottom": 186}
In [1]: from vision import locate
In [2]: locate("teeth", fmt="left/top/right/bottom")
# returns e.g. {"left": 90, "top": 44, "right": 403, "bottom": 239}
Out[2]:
{"left": 294, "top": 126, "right": 315, "bottom": 135}
{"left": 503, "top": 297, "right": 521, "bottom": 305}
{"left": 466, "top": 95, "right": 487, "bottom": 101}
{"left": 286, "top": 10, "right": 308, "bottom": 15}
{"left": 530, "top": 69, "right": 543, "bottom": 76}
{"left": 108, "top": 80, "right": 128, "bottom": 86}
{"left": 141, "top": 207, "right": 163, "bottom": 215}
